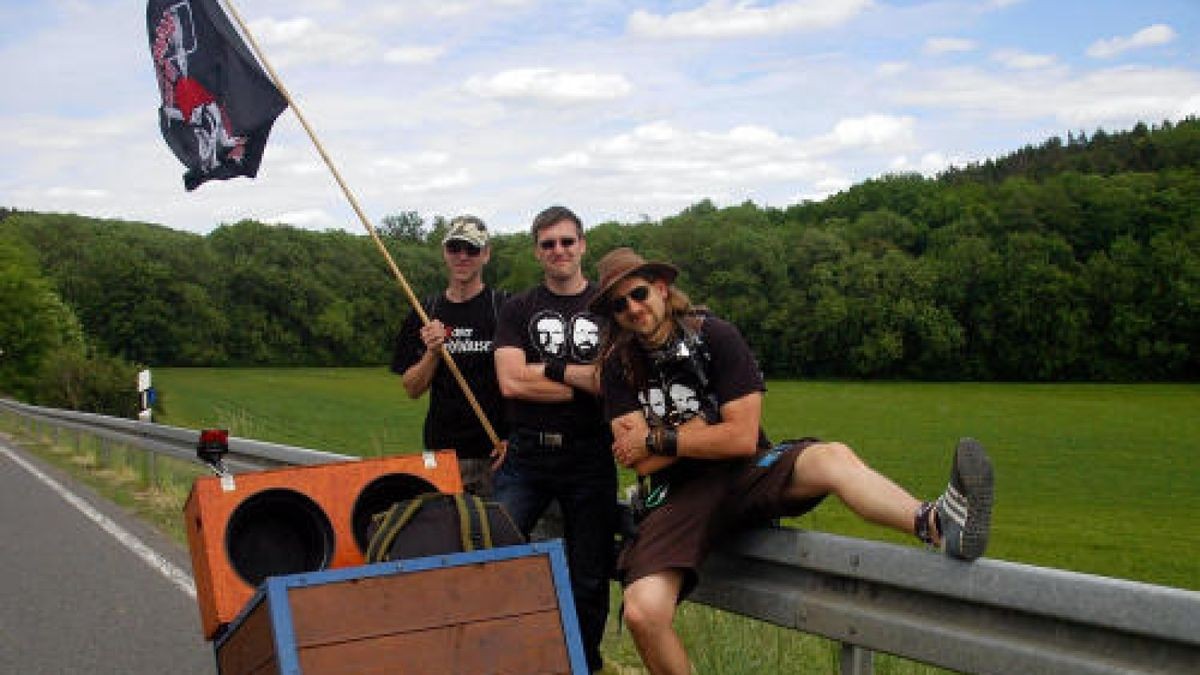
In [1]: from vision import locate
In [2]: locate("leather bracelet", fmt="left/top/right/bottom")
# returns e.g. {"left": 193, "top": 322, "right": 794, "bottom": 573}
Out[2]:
{"left": 544, "top": 358, "right": 567, "bottom": 383}
{"left": 646, "top": 427, "right": 678, "bottom": 457}
{"left": 658, "top": 428, "right": 678, "bottom": 456}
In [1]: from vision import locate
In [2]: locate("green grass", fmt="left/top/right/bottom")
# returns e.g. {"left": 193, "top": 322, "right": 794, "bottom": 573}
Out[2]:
{"left": 154, "top": 367, "right": 429, "bottom": 457}
{"left": 762, "top": 381, "right": 1200, "bottom": 590}
{"left": 56, "top": 370, "right": 1200, "bottom": 673}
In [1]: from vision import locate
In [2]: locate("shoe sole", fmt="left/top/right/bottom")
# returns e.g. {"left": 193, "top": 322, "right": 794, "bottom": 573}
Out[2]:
{"left": 952, "top": 437, "right": 994, "bottom": 560}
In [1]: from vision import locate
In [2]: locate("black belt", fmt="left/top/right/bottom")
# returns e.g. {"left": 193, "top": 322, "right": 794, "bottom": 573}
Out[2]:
{"left": 515, "top": 428, "right": 601, "bottom": 451}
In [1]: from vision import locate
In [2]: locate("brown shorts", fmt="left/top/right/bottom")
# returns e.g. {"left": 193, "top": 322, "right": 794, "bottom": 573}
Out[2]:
{"left": 617, "top": 439, "right": 825, "bottom": 600}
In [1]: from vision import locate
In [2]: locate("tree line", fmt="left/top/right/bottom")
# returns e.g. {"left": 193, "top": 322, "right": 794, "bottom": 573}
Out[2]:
{"left": 1, "top": 118, "right": 1197, "bottom": 412}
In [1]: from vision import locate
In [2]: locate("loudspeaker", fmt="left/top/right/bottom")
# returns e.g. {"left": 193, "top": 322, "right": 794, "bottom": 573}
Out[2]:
{"left": 184, "top": 452, "right": 462, "bottom": 639}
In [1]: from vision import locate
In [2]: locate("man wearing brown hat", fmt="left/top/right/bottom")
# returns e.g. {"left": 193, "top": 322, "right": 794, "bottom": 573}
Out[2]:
{"left": 391, "top": 215, "right": 509, "bottom": 496}
{"left": 492, "top": 205, "right": 617, "bottom": 673}
{"left": 592, "top": 247, "right": 994, "bottom": 675}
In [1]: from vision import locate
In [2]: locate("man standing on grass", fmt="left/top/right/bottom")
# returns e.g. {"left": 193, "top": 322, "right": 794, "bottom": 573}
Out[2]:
{"left": 493, "top": 205, "right": 617, "bottom": 673}
{"left": 391, "top": 215, "right": 508, "bottom": 497}
{"left": 592, "top": 247, "right": 995, "bottom": 675}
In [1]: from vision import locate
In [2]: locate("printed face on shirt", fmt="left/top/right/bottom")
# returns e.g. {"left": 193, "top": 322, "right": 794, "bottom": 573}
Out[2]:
{"left": 636, "top": 378, "right": 703, "bottom": 426}
{"left": 529, "top": 310, "right": 604, "bottom": 362}
{"left": 570, "top": 315, "right": 600, "bottom": 360}
{"left": 532, "top": 311, "right": 566, "bottom": 356}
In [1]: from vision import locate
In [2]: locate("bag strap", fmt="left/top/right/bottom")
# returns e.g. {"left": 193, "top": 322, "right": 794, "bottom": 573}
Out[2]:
{"left": 454, "top": 493, "right": 491, "bottom": 551}
{"left": 366, "top": 493, "right": 438, "bottom": 562}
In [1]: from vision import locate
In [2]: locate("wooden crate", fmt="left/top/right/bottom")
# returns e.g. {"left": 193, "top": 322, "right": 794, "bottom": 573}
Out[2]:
{"left": 214, "top": 541, "right": 586, "bottom": 674}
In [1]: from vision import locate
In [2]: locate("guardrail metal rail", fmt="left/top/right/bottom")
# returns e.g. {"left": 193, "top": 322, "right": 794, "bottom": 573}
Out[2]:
{"left": 2, "top": 398, "right": 1197, "bottom": 674}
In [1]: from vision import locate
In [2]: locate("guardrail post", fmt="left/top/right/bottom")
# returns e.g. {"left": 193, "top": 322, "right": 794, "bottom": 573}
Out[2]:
{"left": 840, "top": 644, "right": 873, "bottom": 675}
{"left": 147, "top": 451, "right": 158, "bottom": 487}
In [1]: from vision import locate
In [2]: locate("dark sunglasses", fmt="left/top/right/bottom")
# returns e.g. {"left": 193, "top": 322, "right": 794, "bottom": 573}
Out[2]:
{"left": 609, "top": 284, "right": 651, "bottom": 314}
{"left": 538, "top": 236, "right": 577, "bottom": 251}
{"left": 445, "top": 241, "right": 482, "bottom": 256}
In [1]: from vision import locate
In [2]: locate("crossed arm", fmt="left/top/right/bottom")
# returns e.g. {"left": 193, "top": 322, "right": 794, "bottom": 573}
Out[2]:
{"left": 610, "top": 392, "right": 763, "bottom": 475}
{"left": 495, "top": 346, "right": 600, "bottom": 402}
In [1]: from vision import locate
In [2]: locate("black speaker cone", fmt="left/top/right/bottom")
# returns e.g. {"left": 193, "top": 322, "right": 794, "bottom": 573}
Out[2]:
{"left": 225, "top": 488, "right": 334, "bottom": 587}
{"left": 351, "top": 473, "right": 438, "bottom": 552}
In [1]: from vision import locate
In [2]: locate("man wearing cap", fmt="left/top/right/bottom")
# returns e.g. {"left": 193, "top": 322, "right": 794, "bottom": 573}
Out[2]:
{"left": 492, "top": 205, "right": 617, "bottom": 672}
{"left": 592, "top": 247, "right": 995, "bottom": 675}
{"left": 391, "top": 215, "right": 509, "bottom": 496}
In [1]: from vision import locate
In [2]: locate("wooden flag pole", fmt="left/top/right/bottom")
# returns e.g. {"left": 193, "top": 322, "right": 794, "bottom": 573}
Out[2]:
{"left": 218, "top": 0, "right": 504, "bottom": 452}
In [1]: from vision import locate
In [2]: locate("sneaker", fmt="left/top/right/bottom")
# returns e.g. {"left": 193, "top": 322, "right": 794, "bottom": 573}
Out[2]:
{"left": 936, "top": 438, "right": 994, "bottom": 561}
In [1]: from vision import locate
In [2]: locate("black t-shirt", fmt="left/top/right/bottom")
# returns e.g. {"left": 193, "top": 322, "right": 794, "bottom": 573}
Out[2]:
{"left": 494, "top": 283, "right": 608, "bottom": 438}
{"left": 391, "top": 287, "right": 508, "bottom": 459}
{"left": 601, "top": 315, "right": 767, "bottom": 482}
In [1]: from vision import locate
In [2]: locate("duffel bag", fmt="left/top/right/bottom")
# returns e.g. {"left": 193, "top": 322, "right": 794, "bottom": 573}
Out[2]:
{"left": 365, "top": 492, "right": 525, "bottom": 563}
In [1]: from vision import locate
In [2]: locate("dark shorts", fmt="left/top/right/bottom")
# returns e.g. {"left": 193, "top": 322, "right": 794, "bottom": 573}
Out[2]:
{"left": 617, "top": 439, "right": 826, "bottom": 600}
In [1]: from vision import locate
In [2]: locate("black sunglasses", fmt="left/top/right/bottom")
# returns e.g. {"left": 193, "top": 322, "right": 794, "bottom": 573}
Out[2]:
{"left": 538, "top": 236, "right": 577, "bottom": 251}
{"left": 445, "top": 241, "right": 482, "bottom": 256}
{"left": 610, "top": 284, "right": 651, "bottom": 314}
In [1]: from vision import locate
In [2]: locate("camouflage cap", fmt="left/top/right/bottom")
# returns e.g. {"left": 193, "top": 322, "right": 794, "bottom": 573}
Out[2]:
{"left": 442, "top": 215, "right": 489, "bottom": 248}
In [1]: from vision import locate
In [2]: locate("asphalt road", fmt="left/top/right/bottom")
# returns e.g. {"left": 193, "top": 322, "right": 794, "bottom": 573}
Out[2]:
{"left": 0, "top": 436, "right": 215, "bottom": 674}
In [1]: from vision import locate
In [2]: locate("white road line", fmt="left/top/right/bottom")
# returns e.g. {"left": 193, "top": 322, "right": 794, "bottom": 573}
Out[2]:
{"left": 0, "top": 443, "right": 196, "bottom": 598}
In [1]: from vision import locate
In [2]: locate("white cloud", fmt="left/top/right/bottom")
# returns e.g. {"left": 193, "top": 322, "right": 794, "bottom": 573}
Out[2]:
{"left": 889, "top": 152, "right": 959, "bottom": 175}
{"left": 991, "top": 49, "right": 1056, "bottom": 70}
{"left": 266, "top": 208, "right": 335, "bottom": 228}
{"left": 396, "top": 168, "right": 472, "bottom": 193}
{"left": 829, "top": 114, "right": 916, "bottom": 149}
{"left": 877, "top": 61, "right": 910, "bottom": 77}
{"left": 1087, "top": 24, "right": 1176, "bottom": 59}
{"left": 924, "top": 37, "right": 976, "bottom": 55}
{"left": 628, "top": 0, "right": 872, "bottom": 39}
{"left": 248, "top": 17, "right": 375, "bottom": 66}
{"left": 383, "top": 45, "right": 446, "bottom": 64}
{"left": 463, "top": 68, "right": 633, "bottom": 103}
{"left": 892, "top": 64, "right": 1200, "bottom": 129}
{"left": 45, "top": 187, "right": 110, "bottom": 200}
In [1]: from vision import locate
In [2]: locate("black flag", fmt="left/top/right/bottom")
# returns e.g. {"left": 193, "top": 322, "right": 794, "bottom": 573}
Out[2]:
{"left": 147, "top": 0, "right": 287, "bottom": 190}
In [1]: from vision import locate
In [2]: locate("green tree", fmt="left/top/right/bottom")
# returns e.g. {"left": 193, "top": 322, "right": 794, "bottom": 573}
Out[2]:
{"left": 0, "top": 235, "right": 85, "bottom": 397}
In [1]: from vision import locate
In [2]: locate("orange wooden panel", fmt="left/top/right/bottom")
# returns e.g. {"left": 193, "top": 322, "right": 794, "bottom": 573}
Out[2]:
{"left": 184, "top": 452, "right": 462, "bottom": 639}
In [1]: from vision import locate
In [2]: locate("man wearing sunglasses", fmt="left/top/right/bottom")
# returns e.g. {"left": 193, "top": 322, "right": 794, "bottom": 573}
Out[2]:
{"left": 391, "top": 215, "right": 509, "bottom": 497}
{"left": 591, "top": 247, "right": 994, "bottom": 675}
{"left": 493, "top": 205, "right": 617, "bottom": 673}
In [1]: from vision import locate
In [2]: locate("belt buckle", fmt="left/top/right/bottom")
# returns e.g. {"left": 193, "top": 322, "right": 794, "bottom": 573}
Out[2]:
{"left": 539, "top": 432, "right": 564, "bottom": 450}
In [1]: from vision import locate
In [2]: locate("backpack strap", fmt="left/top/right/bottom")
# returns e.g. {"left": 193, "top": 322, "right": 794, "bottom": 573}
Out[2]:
{"left": 489, "top": 287, "right": 509, "bottom": 324}
{"left": 454, "top": 493, "right": 490, "bottom": 551}
{"left": 366, "top": 493, "right": 438, "bottom": 562}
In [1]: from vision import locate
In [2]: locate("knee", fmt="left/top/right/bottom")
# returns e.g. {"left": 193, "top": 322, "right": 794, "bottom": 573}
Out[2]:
{"left": 622, "top": 588, "right": 674, "bottom": 638}
{"left": 797, "top": 441, "right": 864, "bottom": 484}
{"left": 809, "top": 441, "right": 860, "bottom": 466}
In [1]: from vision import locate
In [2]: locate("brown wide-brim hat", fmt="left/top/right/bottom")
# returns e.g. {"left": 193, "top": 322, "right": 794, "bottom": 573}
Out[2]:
{"left": 589, "top": 247, "right": 678, "bottom": 313}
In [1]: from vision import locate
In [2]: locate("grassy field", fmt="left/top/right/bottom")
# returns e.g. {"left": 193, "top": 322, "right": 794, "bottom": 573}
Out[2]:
{"left": 140, "top": 369, "right": 1198, "bottom": 672}
{"left": 154, "top": 368, "right": 1200, "bottom": 590}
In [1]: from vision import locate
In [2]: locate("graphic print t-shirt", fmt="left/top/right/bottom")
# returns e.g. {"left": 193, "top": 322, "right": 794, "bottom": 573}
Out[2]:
{"left": 391, "top": 288, "right": 507, "bottom": 459}
{"left": 494, "top": 283, "right": 608, "bottom": 438}
{"left": 601, "top": 315, "right": 767, "bottom": 483}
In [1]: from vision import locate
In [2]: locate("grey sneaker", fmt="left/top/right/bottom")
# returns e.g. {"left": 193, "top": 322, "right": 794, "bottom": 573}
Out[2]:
{"left": 936, "top": 438, "right": 994, "bottom": 561}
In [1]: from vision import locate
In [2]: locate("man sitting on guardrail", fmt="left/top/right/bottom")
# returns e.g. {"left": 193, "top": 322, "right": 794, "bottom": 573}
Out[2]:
{"left": 592, "top": 247, "right": 994, "bottom": 675}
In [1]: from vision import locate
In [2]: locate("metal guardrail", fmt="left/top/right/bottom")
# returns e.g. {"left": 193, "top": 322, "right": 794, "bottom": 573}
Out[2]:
{"left": 3, "top": 398, "right": 1198, "bottom": 674}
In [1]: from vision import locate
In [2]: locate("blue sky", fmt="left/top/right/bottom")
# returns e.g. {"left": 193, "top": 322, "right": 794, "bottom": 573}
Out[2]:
{"left": 1, "top": 0, "right": 1197, "bottom": 235}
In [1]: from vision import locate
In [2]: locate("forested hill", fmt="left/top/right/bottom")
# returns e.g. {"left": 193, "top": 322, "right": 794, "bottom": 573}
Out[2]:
{"left": 3, "top": 118, "right": 1198, "bottom": 386}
